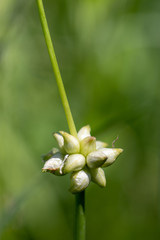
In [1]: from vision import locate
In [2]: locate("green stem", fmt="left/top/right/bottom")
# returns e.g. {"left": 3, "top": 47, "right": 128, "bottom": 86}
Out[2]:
{"left": 75, "top": 191, "right": 85, "bottom": 240}
{"left": 36, "top": 1, "right": 86, "bottom": 240}
{"left": 36, "top": 0, "right": 77, "bottom": 137}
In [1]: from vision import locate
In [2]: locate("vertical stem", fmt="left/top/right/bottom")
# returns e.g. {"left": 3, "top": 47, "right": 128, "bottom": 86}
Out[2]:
{"left": 36, "top": 1, "right": 86, "bottom": 240}
{"left": 75, "top": 191, "right": 85, "bottom": 240}
{"left": 36, "top": 0, "right": 77, "bottom": 137}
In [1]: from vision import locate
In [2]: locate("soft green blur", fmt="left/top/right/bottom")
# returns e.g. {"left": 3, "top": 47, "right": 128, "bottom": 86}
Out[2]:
{"left": 0, "top": 0, "right": 160, "bottom": 239}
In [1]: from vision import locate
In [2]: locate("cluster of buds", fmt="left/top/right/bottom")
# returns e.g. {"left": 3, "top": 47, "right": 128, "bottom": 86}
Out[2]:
{"left": 42, "top": 126, "right": 123, "bottom": 194}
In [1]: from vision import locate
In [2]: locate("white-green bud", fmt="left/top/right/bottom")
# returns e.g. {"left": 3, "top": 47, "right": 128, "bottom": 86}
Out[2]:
{"left": 96, "top": 140, "right": 108, "bottom": 149}
{"left": 90, "top": 168, "right": 106, "bottom": 187}
{"left": 100, "top": 148, "right": 123, "bottom": 167}
{"left": 42, "top": 152, "right": 64, "bottom": 176}
{"left": 78, "top": 125, "right": 91, "bottom": 141}
{"left": 69, "top": 169, "right": 91, "bottom": 194}
{"left": 87, "top": 151, "right": 107, "bottom": 168}
{"left": 59, "top": 131, "right": 80, "bottom": 154}
{"left": 63, "top": 154, "right": 86, "bottom": 174}
{"left": 53, "top": 133, "right": 65, "bottom": 153}
{"left": 42, "top": 124, "right": 123, "bottom": 192}
{"left": 80, "top": 136, "right": 96, "bottom": 156}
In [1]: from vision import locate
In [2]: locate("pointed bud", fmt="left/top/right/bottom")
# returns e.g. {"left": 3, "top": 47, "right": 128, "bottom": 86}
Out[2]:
{"left": 80, "top": 136, "right": 96, "bottom": 156}
{"left": 42, "top": 152, "right": 64, "bottom": 176}
{"left": 63, "top": 154, "right": 86, "bottom": 174}
{"left": 90, "top": 168, "right": 106, "bottom": 187}
{"left": 53, "top": 133, "right": 65, "bottom": 153}
{"left": 69, "top": 169, "right": 91, "bottom": 194}
{"left": 59, "top": 131, "right": 80, "bottom": 154}
{"left": 99, "top": 148, "right": 123, "bottom": 167}
{"left": 87, "top": 150, "right": 107, "bottom": 168}
{"left": 78, "top": 125, "right": 91, "bottom": 141}
{"left": 96, "top": 140, "right": 108, "bottom": 150}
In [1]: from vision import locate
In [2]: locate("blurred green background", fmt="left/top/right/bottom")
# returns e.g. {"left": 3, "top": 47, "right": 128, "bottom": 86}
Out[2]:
{"left": 0, "top": 0, "right": 160, "bottom": 239}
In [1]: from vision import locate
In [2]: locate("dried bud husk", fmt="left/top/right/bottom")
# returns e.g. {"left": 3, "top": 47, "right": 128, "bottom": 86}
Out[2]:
{"left": 87, "top": 151, "right": 107, "bottom": 168}
{"left": 42, "top": 152, "right": 64, "bottom": 176}
{"left": 96, "top": 140, "right": 108, "bottom": 149}
{"left": 63, "top": 154, "right": 86, "bottom": 174}
{"left": 59, "top": 131, "right": 80, "bottom": 154}
{"left": 42, "top": 148, "right": 59, "bottom": 161}
{"left": 100, "top": 148, "right": 123, "bottom": 167}
{"left": 90, "top": 168, "right": 106, "bottom": 187}
{"left": 80, "top": 136, "right": 96, "bottom": 156}
{"left": 78, "top": 125, "right": 91, "bottom": 141}
{"left": 69, "top": 169, "right": 91, "bottom": 194}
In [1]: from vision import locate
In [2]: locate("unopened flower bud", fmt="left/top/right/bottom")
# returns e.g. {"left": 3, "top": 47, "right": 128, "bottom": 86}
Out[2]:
{"left": 87, "top": 151, "right": 107, "bottom": 168}
{"left": 42, "top": 152, "right": 64, "bottom": 176}
{"left": 53, "top": 133, "right": 65, "bottom": 153}
{"left": 100, "top": 148, "right": 123, "bottom": 167}
{"left": 80, "top": 136, "right": 96, "bottom": 156}
{"left": 90, "top": 168, "right": 106, "bottom": 187}
{"left": 78, "top": 125, "right": 91, "bottom": 141}
{"left": 69, "top": 169, "right": 91, "bottom": 194}
{"left": 59, "top": 131, "right": 80, "bottom": 154}
{"left": 96, "top": 140, "right": 108, "bottom": 149}
{"left": 63, "top": 154, "right": 86, "bottom": 174}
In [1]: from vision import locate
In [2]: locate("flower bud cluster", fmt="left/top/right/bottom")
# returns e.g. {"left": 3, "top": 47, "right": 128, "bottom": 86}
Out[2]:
{"left": 42, "top": 125, "right": 123, "bottom": 194}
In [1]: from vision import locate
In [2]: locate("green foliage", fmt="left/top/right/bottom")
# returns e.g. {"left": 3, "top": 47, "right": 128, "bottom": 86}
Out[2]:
{"left": 0, "top": 0, "right": 160, "bottom": 239}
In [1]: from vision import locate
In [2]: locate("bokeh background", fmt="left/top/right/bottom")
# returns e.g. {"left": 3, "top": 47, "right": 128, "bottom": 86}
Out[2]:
{"left": 0, "top": 0, "right": 160, "bottom": 239}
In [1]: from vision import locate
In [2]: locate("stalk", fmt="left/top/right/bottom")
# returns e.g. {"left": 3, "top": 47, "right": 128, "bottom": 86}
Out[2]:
{"left": 36, "top": 0, "right": 77, "bottom": 137}
{"left": 75, "top": 191, "right": 85, "bottom": 240}
{"left": 36, "top": 1, "right": 85, "bottom": 239}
